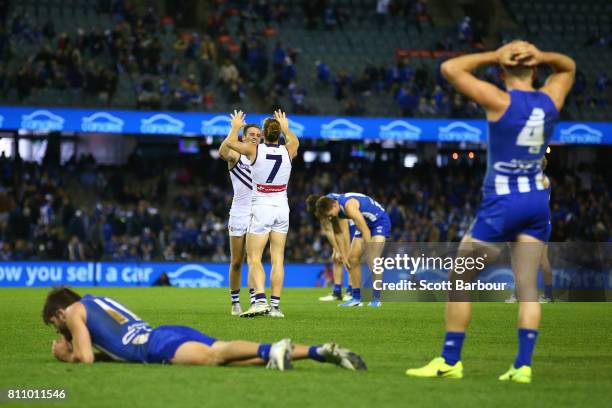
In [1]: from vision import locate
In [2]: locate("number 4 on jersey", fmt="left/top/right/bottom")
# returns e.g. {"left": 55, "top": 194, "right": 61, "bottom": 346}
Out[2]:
{"left": 516, "top": 108, "right": 545, "bottom": 154}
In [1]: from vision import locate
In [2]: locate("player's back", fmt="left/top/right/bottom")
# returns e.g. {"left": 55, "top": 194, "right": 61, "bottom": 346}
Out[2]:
{"left": 330, "top": 192, "right": 386, "bottom": 223}
{"left": 251, "top": 143, "right": 292, "bottom": 206}
{"left": 228, "top": 156, "right": 252, "bottom": 216}
{"left": 485, "top": 90, "right": 558, "bottom": 196}
{"left": 80, "top": 294, "right": 152, "bottom": 362}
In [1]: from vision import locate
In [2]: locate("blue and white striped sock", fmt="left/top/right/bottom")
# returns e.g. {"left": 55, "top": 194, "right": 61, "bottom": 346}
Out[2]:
{"left": 270, "top": 296, "right": 280, "bottom": 309}
{"left": 230, "top": 290, "right": 240, "bottom": 304}
{"left": 308, "top": 345, "right": 326, "bottom": 362}
{"left": 249, "top": 288, "right": 256, "bottom": 305}
{"left": 255, "top": 293, "right": 267, "bottom": 305}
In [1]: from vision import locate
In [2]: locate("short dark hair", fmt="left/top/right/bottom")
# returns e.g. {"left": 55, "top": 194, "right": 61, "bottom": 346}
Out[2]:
{"left": 315, "top": 196, "right": 335, "bottom": 219}
{"left": 42, "top": 287, "right": 82, "bottom": 325}
{"left": 306, "top": 194, "right": 323, "bottom": 214}
{"left": 243, "top": 123, "right": 261, "bottom": 136}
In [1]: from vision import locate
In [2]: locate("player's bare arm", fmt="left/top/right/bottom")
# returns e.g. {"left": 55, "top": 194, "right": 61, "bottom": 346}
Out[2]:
{"left": 321, "top": 217, "right": 340, "bottom": 253}
{"left": 440, "top": 42, "right": 532, "bottom": 120}
{"left": 219, "top": 128, "right": 240, "bottom": 165}
{"left": 326, "top": 217, "right": 350, "bottom": 267}
{"left": 223, "top": 110, "right": 257, "bottom": 161}
{"left": 344, "top": 200, "right": 372, "bottom": 242}
{"left": 522, "top": 45, "right": 576, "bottom": 111}
{"left": 337, "top": 218, "right": 351, "bottom": 265}
{"left": 62, "top": 303, "right": 94, "bottom": 364}
{"left": 275, "top": 110, "right": 299, "bottom": 159}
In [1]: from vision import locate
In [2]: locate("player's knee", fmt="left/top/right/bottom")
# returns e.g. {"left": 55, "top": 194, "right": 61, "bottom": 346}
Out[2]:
{"left": 229, "top": 258, "right": 243, "bottom": 272}
{"left": 270, "top": 255, "right": 284, "bottom": 267}
{"left": 247, "top": 257, "right": 262, "bottom": 268}
{"left": 206, "top": 349, "right": 225, "bottom": 366}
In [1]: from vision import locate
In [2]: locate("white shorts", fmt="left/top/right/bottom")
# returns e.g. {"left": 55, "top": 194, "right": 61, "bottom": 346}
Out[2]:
{"left": 248, "top": 204, "right": 289, "bottom": 234}
{"left": 228, "top": 213, "right": 250, "bottom": 237}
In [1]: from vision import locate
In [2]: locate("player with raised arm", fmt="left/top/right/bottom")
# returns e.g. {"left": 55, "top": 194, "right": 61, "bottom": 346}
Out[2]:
{"left": 43, "top": 287, "right": 366, "bottom": 370}
{"left": 219, "top": 123, "right": 261, "bottom": 315}
{"left": 222, "top": 110, "right": 299, "bottom": 318}
{"left": 405, "top": 41, "right": 575, "bottom": 383}
{"left": 306, "top": 195, "right": 353, "bottom": 302}
{"left": 315, "top": 193, "right": 391, "bottom": 307}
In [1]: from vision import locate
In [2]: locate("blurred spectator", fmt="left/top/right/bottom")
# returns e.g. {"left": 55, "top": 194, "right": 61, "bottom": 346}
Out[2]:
{"left": 396, "top": 85, "right": 419, "bottom": 116}
{"left": 68, "top": 235, "right": 86, "bottom": 261}
{"left": 376, "top": 0, "right": 391, "bottom": 31}
{"left": 219, "top": 59, "right": 240, "bottom": 86}
{"left": 458, "top": 16, "right": 473, "bottom": 43}
{"left": 316, "top": 61, "right": 331, "bottom": 83}
{"left": 137, "top": 77, "right": 161, "bottom": 109}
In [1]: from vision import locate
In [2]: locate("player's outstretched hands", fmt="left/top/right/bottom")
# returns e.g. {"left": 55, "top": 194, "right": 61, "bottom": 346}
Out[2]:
{"left": 230, "top": 110, "right": 246, "bottom": 129}
{"left": 274, "top": 110, "right": 289, "bottom": 133}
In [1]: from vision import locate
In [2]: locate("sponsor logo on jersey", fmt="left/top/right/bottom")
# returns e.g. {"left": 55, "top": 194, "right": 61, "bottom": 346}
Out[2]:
{"left": 493, "top": 159, "right": 540, "bottom": 174}
{"left": 379, "top": 120, "right": 422, "bottom": 140}
{"left": 256, "top": 183, "right": 287, "bottom": 193}
{"left": 438, "top": 121, "right": 482, "bottom": 142}
{"left": 201, "top": 115, "right": 232, "bottom": 135}
{"left": 559, "top": 124, "right": 603, "bottom": 144}
{"left": 81, "top": 112, "right": 125, "bottom": 133}
{"left": 320, "top": 119, "right": 364, "bottom": 139}
{"left": 140, "top": 114, "right": 185, "bottom": 134}
{"left": 21, "top": 110, "right": 65, "bottom": 131}
{"left": 166, "top": 264, "right": 224, "bottom": 287}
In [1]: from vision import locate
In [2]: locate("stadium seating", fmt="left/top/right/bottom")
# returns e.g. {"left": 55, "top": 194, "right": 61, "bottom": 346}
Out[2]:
{"left": 0, "top": 153, "right": 608, "bottom": 262}
{"left": 0, "top": 0, "right": 609, "bottom": 120}
{"left": 503, "top": 0, "right": 612, "bottom": 120}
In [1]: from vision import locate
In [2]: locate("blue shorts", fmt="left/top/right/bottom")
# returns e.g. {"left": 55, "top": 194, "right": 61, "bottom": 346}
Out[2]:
{"left": 146, "top": 325, "right": 217, "bottom": 364}
{"left": 348, "top": 213, "right": 391, "bottom": 239}
{"left": 470, "top": 190, "right": 551, "bottom": 242}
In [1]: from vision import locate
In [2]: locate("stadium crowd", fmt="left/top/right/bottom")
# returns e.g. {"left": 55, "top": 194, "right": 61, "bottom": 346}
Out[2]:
{"left": 0, "top": 152, "right": 609, "bottom": 262}
{"left": 0, "top": 0, "right": 608, "bottom": 119}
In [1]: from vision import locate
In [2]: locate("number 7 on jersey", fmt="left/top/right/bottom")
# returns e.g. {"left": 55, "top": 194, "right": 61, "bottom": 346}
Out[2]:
{"left": 265, "top": 154, "right": 283, "bottom": 183}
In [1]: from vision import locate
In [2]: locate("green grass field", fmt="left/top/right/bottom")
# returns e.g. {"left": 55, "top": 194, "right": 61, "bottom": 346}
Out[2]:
{"left": 1, "top": 288, "right": 611, "bottom": 408}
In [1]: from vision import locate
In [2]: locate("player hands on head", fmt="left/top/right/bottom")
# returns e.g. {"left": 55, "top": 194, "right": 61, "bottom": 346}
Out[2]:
{"left": 221, "top": 110, "right": 299, "bottom": 318}
{"left": 42, "top": 287, "right": 366, "bottom": 370}
{"left": 405, "top": 40, "right": 575, "bottom": 383}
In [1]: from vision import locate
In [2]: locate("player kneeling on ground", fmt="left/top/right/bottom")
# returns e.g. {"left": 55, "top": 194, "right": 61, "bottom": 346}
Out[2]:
{"left": 42, "top": 287, "right": 367, "bottom": 371}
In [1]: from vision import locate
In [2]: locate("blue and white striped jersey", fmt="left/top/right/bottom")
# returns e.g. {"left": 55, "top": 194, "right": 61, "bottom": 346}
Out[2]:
{"left": 484, "top": 90, "right": 558, "bottom": 196}
{"left": 326, "top": 192, "right": 386, "bottom": 225}
{"left": 80, "top": 294, "right": 153, "bottom": 362}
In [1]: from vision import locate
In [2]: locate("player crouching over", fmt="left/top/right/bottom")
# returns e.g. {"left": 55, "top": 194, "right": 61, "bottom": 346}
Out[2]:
{"left": 42, "top": 287, "right": 367, "bottom": 371}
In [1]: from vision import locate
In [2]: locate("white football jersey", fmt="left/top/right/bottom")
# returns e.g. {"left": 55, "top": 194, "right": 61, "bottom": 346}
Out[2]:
{"left": 250, "top": 143, "right": 292, "bottom": 206}
{"left": 228, "top": 156, "right": 252, "bottom": 216}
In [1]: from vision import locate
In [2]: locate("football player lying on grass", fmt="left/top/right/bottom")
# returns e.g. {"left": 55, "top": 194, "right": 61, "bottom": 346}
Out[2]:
{"left": 43, "top": 287, "right": 366, "bottom": 371}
